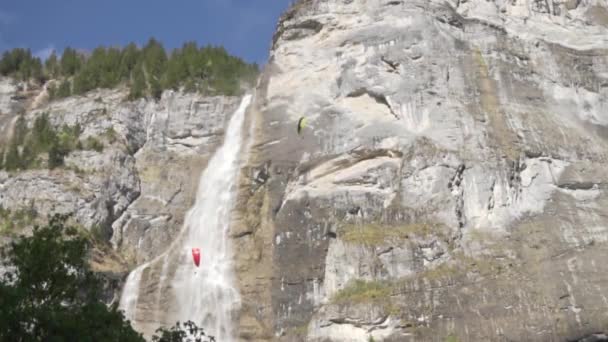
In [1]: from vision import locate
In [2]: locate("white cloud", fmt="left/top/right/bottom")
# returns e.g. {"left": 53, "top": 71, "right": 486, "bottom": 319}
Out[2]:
{"left": 34, "top": 45, "right": 56, "bottom": 61}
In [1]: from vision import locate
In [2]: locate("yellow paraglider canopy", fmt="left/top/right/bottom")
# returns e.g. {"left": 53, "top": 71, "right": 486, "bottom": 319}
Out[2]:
{"left": 297, "top": 117, "right": 308, "bottom": 135}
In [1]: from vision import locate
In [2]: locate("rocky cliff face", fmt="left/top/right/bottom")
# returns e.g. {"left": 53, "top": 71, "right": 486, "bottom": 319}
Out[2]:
{"left": 3, "top": 0, "right": 608, "bottom": 340}
{"left": 234, "top": 0, "right": 608, "bottom": 341}
{"left": 0, "top": 81, "right": 239, "bottom": 296}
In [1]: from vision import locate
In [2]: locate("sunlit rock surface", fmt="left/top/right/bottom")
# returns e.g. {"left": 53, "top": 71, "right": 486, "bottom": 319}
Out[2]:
{"left": 233, "top": 0, "right": 608, "bottom": 340}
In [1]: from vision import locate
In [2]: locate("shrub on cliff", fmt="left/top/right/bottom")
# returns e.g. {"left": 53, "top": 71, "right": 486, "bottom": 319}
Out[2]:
{"left": 0, "top": 113, "right": 106, "bottom": 171}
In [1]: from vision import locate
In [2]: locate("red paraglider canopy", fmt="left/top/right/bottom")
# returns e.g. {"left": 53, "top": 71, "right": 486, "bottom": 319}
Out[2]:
{"left": 191, "top": 248, "right": 201, "bottom": 267}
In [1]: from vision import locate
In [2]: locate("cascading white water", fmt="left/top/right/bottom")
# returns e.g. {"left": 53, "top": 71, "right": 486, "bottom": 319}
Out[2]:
{"left": 119, "top": 94, "right": 252, "bottom": 341}
{"left": 171, "top": 93, "right": 251, "bottom": 340}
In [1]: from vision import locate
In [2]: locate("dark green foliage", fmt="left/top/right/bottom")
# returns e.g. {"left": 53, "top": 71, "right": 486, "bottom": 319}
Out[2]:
{"left": 0, "top": 113, "right": 116, "bottom": 171}
{"left": 119, "top": 43, "right": 140, "bottom": 80}
{"left": 29, "top": 115, "right": 82, "bottom": 169}
{"left": 30, "top": 58, "right": 44, "bottom": 84}
{"left": 142, "top": 39, "right": 168, "bottom": 99}
{"left": 73, "top": 46, "right": 123, "bottom": 95}
{"left": 0, "top": 48, "right": 44, "bottom": 83}
{"left": 31, "top": 113, "right": 57, "bottom": 152}
{"left": 47, "top": 79, "right": 72, "bottom": 100}
{"left": 0, "top": 214, "right": 215, "bottom": 340}
{"left": 47, "top": 143, "right": 66, "bottom": 169}
{"left": 129, "top": 63, "right": 147, "bottom": 100}
{"left": 0, "top": 214, "right": 145, "bottom": 342}
{"left": 163, "top": 53, "right": 187, "bottom": 91}
{"left": 60, "top": 47, "right": 82, "bottom": 76}
{"left": 143, "top": 39, "right": 168, "bottom": 74}
{"left": 151, "top": 321, "right": 215, "bottom": 342}
{"left": 163, "top": 43, "right": 258, "bottom": 96}
{"left": 0, "top": 113, "right": 89, "bottom": 171}
{"left": 13, "top": 115, "right": 27, "bottom": 146}
{"left": 53, "top": 80, "right": 72, "bottom": 99}
{"left": 44, "top": 52, "right": 60, "bottom": 79}
{"left": 57, "top": 124, "right": 82, "bottom": 151}
{"left": 83, "top": 136, "right": 104, "bottom": 152}
{"left": 4, "top": 142, "right": 20, "bottom": 171}
{"left": 28, "top": 114, "right": 74, "bottom": 169}
{"left": 99, "top": 47, "right": 122, "bottom": 88}
{"left": 1, "top": 38, "right": 259, "bottom": 101}
{"left": 19, "top": 144, "right": 35, "bottom": 169}
{"left": 73, "top": 67, "right": 97, "bottom": 95}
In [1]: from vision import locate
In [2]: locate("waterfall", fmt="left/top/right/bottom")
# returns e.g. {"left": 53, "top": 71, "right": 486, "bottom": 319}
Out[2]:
{"left": 119, "top": 94, "right": 253, "bottom": 341}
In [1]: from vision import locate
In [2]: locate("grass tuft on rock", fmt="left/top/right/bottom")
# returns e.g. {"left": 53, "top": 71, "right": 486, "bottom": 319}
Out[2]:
{"left": 445, "top": 334, "right": 460, "bottom": 342}
{"left": 339, "top": 222, "right": 441, "bottom": 245}
{"left": 332, "top": 279, "right": 394, "bottom": 305}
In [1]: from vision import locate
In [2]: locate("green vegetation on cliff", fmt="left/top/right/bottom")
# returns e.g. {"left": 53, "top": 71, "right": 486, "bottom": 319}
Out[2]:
{"left": 0, "top": 204, "right": 37, "bottom": 236}
{"left": 338, "top": 222, "right": 443, "bottom": 245}
{"left": 0, "top": 113, "right": 104, "bottom": 171}
{"left": 1, "top": 38, "right": 259, "bottom": 100}
{"left": 331, "top": 279, "right": 394, "bottom": 305}
{"left": 0, "top": 48, "right": 44, "bottom": 83}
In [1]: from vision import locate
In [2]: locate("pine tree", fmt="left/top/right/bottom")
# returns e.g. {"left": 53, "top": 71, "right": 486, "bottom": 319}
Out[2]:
{"left": 15, "top": 50, "right": 32, "bottom": 81}
{"left": 142, "top": 38, "right": 167, "bottom": 78}
{"left": 119, "top": 43, "right": 140, "bottom": 81}
{"left": 19, "top": 143, "right": 34, "bottom": 169}
{"left": 73, "top": 68, "right": 96, "bottom": 95}
{"left": 163, "top": 50, "right": 187, "bottom": 91}
{"left": 30, "top": 57, "right": 44, "bottom": 84}
{"left": 84, "top": 46, "right": 106, "bottom": 90}
{"left": 31, "top": 113, "right": 56, "bottom": 154}
{"left": 44, "top": 52, "right": 59, "bottom": 79}
{"left": 56, "top": 79, "right": 71, "bottom": 98}
{"left": 142, "top": 38, "right": 167, "bottom": 99}
{"left": 48, "top": 143, "right": 65, "bottom": 169}
{"left": 60, "top": 47, "right": 82, "bottom": 76}
{"left": 129, "top": 63, "right": 146, "bottom": 100}
{"left": 13, "top": 115, "right": 27, "bottom": 146}
{"left": 0, "top": 51, "right": 12, "bottom": 75}
{"left": 4, "top": 143, "right": 20, "bottom": 171}
{"left": 103, "top": 47, "right": 122, "bottom": 88}
{"left": 1, "top": 40, "right": 259, "bottom": 98}
{"left": 148, "top": 77, "right": 163, "bottom": 100}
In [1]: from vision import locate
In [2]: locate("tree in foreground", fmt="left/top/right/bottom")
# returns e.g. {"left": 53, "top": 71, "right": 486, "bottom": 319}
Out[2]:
{"left": 0, "top": 214, "right": 214, "bottom": 342}
{"left": 0, "top": 214, "right": 143, "bottom": 342}
{"left": 152, "top": 321, "right": 216, "bottom": 342}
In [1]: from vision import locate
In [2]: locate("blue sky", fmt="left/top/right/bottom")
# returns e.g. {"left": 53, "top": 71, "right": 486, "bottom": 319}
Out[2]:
{"left": 0, "top": 0, "right": 293, "bottom": 64}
